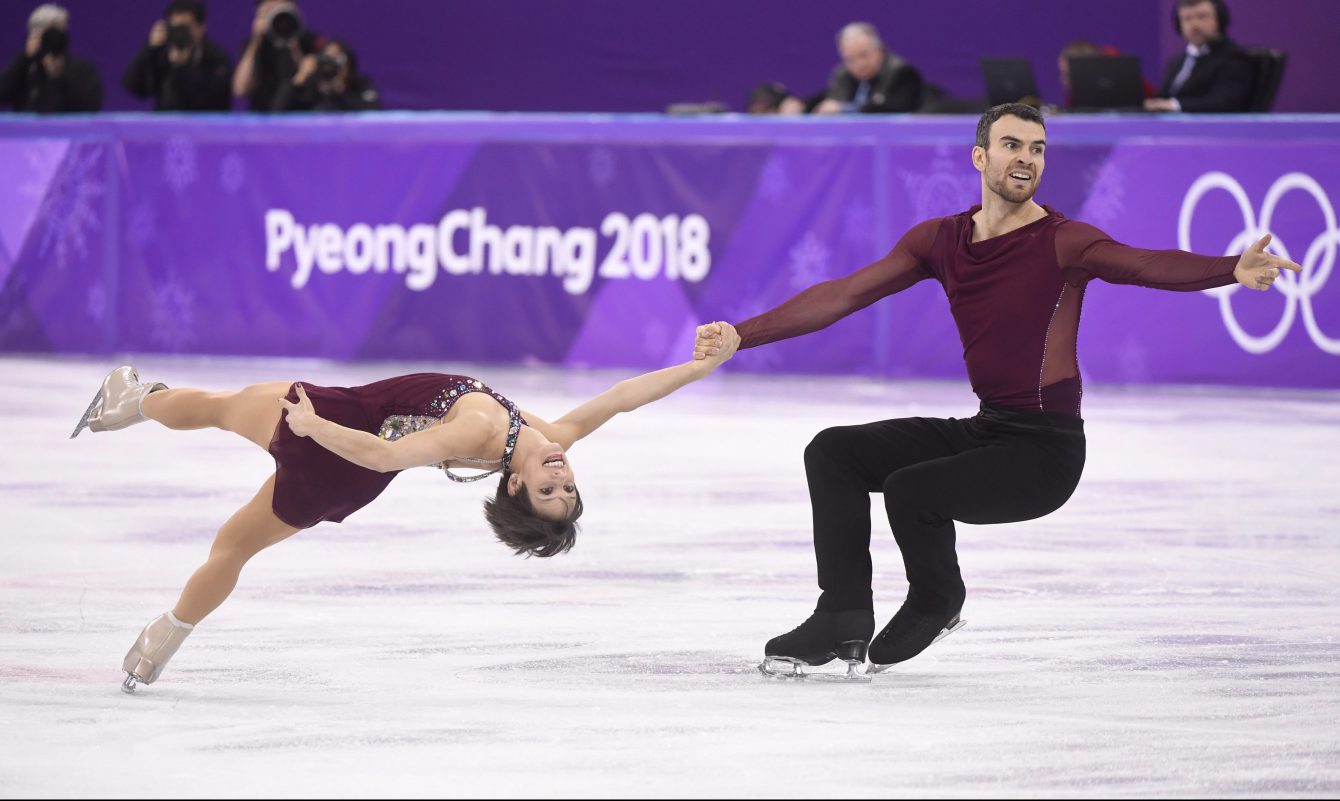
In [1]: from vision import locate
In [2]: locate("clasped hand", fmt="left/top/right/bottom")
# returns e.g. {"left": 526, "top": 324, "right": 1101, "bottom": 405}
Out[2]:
{"left": 693, "top": 321, "right": 741, "bottom": 367}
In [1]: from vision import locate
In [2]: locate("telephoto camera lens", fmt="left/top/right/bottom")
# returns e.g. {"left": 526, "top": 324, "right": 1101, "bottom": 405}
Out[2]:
{"left": 315, "top": 53, "right": 342, "bottom": 80}
{"left": 267, "top": 4, "right": 303, "bottom": 42}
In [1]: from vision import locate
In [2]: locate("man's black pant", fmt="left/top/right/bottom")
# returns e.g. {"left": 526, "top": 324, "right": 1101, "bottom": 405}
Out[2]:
{"left": 804, "top": 402, "right": 1086, "bottom": 615}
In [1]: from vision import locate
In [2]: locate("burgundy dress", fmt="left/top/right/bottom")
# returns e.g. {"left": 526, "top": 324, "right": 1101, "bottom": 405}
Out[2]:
{"left": 267, "top": 373, "right": 524, "bottom": 529}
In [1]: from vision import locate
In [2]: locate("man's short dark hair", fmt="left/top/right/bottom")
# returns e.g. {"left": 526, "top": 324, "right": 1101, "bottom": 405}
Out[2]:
{"left": 165, "top": 0, "right": 206, "bottom": 23}
{"left": 1173, "top": 0, "right": 1230, "bottom": 35}
{"left": 975, "top": 103, "right": 1046, "bottom": 149}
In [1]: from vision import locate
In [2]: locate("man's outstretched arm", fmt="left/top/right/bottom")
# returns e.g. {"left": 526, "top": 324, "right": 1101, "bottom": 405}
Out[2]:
{"left": 697, "top": 217, "right": 943, "bottom": 358}
{"left": 1056, "top": 221, "right": 1299, "bottom": 291}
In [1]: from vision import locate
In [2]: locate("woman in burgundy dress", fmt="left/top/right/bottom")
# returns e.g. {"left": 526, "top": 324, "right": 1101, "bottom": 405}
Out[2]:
{"left": 71, "top": 329, "right": 741, "bottom": 693}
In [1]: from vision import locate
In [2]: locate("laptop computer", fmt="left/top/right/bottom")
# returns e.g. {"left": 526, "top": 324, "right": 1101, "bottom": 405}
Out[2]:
{"left": 981, "top": 58, "right": 1040, "bottom": 106}
{"left": 1068, "top": 55, "right": 1146, "bottom": 111}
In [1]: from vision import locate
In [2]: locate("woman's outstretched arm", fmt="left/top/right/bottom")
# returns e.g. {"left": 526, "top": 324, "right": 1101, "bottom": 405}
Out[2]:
{"left": 546, "top": 324, "right": 741, "bottom": 449}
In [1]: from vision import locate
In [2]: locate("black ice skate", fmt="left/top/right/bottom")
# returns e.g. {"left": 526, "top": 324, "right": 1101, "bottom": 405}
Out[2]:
{"left": 866, "top": 603, "right": 967, "bottom": 673}
{"left": 758, "top": 609, "right": 875, "bottom": 683}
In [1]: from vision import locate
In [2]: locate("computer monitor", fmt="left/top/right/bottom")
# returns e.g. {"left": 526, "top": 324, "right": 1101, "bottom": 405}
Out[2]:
{"left": 981, "top": 58, "right": 1040, "bottom": 107}
{"left": 1068, "top": 55, "right": 1146, "bottom": 111}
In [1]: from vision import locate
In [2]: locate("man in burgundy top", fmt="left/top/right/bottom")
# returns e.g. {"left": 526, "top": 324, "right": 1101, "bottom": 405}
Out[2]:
{"left": 694, "top": 103, "right": 1298, "bottom": 679}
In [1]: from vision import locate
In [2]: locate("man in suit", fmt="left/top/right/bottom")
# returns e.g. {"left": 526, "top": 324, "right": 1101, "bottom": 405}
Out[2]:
{"left": 814, "top": 22, "right": 923, "bottom": 115}
{"left": 1145, "top": 0, "right": 1254, "bottom": 113}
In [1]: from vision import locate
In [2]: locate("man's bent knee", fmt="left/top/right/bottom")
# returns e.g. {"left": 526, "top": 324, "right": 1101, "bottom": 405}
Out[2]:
{"left": 804, "top": 426, "right": 856, "bottom": 467}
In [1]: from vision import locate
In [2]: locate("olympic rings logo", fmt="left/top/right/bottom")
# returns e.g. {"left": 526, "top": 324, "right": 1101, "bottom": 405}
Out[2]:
{"left": 1178, "top": 172, "right": 1340, "bottom": 355}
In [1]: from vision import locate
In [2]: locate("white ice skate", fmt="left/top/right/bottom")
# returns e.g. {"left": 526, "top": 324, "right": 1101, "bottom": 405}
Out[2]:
{"left": 121, "top": 613, "right": 193, "bottom": 694}
{"left": 70, "top": 366, "right": 167, "bottom": 439}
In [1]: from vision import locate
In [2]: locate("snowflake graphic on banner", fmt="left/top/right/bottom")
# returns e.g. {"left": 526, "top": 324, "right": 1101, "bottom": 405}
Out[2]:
{"left": 759, "top": 156, "right": 793, "bottom": 204}
{"left": 588, "top": 148, "right": 615, "bottom": 187}
{"left": 898, "top": 146, "right": 978, "bottom": 220}
{"left": 19, "top": 142, "right": 66, "bottom": 202}
{"left": 788, "top": 232, "right": 831, "bottom": 290}
{"left": 149, "top": 278, "right": 197, "bottom": 350}
{"left": 1081, "top": 159, "right": 1126, "bottom": 229}
{"left": 127, "top": 202, "right": 156, "bottom": 248}
{"left": 35, "top": 146, "right": 103, "bottom": 271}
{"left": 163, "top": 137, "right": 198, "bottom": 194}
{"left": 219, "top": 152, "right": 245, "bottom": 194}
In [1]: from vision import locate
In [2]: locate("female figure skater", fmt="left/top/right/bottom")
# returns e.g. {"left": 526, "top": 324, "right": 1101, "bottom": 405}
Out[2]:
{"left": 71, "top": 327, "right": 740, "bottom": 693}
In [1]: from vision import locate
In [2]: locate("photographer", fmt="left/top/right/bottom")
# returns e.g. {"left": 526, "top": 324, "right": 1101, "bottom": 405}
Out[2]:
{"left": 122, "top": 1, "right": 232, "bottom": 111}
{"left": 0, "top": 4, "right": 102, "bottom": 112}
{"left": 279, "top": 40, "right": 379, "bottom": 112}
{"left": 232, "top": 0, "right": 318, "bottom": 112}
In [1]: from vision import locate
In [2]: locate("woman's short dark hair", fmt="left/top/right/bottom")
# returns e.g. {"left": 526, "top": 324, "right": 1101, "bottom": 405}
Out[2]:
{"left": 482, "top": 472, "right": 582, "bottom": 557}
{"left": 975, "top": 103, "right": 1046, "bottom": 149}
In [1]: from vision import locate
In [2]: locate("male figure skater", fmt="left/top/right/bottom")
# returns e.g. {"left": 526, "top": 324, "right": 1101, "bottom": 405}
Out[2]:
{"left": 695, "top": 103, "right": 1297, "bottom": 678}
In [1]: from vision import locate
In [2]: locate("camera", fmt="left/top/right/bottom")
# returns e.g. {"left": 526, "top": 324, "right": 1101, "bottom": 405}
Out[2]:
{"left": 37, "top": 27, "right": 69, "bottom": 57}
{"left": 167, "top": 23, "right": 194, "bottom": 50}
{"left": 315, "top": 52, "right": 345, "bottom": 81}
{"left": 265, "top": 3, "right": 303, "bottom": 43}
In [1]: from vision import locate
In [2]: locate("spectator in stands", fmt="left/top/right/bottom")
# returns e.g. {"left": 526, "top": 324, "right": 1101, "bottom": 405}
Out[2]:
{"left": 0, "top": 4, "right": 101, "bottom": 113}
{"left": 122, "top": 1, "right": 232, "bottom": 111}
{"left": 232, "top": 0, "right": 320, "bottom": 112}
{"left": 278, "top": 39, "right": 379, "bottom": 112}
{"left": 814, "top": 22, "right": 923, "bottom": 115}
{"left": 1145, "top": 0, "right": 1253, "bottom": 113}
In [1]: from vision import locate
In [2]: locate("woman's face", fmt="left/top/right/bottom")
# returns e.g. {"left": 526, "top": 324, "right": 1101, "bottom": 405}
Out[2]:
{"left": 508, "top": 440, "right": 577, "bottom": 522}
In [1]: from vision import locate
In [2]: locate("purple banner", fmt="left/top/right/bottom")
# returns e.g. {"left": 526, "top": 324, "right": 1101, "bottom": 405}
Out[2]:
{"left": 1, "top": 114, "right": 1338, "bottom": 389}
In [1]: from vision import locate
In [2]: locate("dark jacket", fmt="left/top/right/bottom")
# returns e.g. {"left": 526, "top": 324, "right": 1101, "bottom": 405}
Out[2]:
{"left": 1159, "top": 36, "right": 1255, "bottom": 113}
{"left": 122, "top": 38, "right": 233, "bottom": 111}
{"left": 0, "top": 51, "right": 102, "bottom": 112}
{"left": 824, "top": 51, "right": 923, "bottom": 113}
{"left": 243, "top": 31, "right": 319, "bottom": 112}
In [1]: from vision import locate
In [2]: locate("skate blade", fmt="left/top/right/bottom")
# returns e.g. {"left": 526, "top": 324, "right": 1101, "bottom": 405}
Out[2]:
{"left": 121, "top": 673, "right": 138, "bottom": 694}
{"left": 758, "top": 657, "right": 871, "bottom": 683}
{"left": 758, "top": 657, "right": 805, "bottom": 679}
{"left": 69, "top": 389, "right": 103, "bottom": 439}
{"left": 867, "top": 618, "right": 968, "bottom": 675}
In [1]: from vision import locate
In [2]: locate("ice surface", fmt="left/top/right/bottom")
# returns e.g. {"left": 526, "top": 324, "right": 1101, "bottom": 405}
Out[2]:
{"left": 1, "top": 355, "right": 1338, "bottom": 797}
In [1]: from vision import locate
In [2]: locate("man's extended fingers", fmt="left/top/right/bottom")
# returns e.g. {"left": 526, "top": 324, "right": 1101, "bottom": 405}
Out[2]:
{"left": 1252, "top": 233, "right": 1272, "bottom": 252}
{"left": 1273, "top": 256, "right": 1302, "bottom": 273}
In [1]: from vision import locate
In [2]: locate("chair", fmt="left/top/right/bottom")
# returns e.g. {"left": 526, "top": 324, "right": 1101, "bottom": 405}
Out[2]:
{"left": 1245, "top": 48, "right": 1287, "bottom": 112}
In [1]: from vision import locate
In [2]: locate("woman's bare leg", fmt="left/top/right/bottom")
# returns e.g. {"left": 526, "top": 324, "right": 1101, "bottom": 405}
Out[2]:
{"left": 170, "top": 473, "right": 301, "bottom": 624}
{"left": 141, "top": 381, "right": 292, "bottom": 450}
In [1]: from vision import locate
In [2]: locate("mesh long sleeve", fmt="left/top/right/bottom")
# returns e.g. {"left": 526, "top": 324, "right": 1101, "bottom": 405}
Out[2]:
{"left": 735, "top": 218, "right": 942, "bottom": 349}
{"left": 1055, "top": 220, "right": 1237, "bottom": 291}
